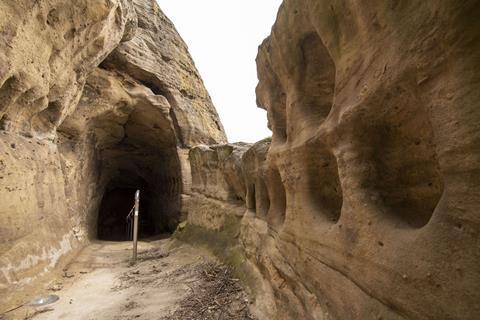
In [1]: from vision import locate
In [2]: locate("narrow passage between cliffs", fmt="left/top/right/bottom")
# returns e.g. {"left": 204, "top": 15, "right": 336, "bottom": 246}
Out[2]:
{"left": 6, "top": 240, "right": 255, "bottom": 320}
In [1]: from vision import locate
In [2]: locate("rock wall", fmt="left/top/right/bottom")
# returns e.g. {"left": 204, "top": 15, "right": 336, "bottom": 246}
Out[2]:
{"left": 1, "top": 0, "right": 479, "bottom": 318}
{"left": 183, "top": 1, "right": 480, "bottom": 319}
{"left": 0, "top": 0, "right": 226, "bottom": 309}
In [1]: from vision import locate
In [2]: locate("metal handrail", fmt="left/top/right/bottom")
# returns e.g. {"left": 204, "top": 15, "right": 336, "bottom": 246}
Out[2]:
{"left": 126, "top": 205, "right": 135, "bottom": 221}
{"left": 132, "top": 190, "right": 140, "bottom": 264}
{"left": 125, "top": 204, "right": 136, "bottom": 241}
{"left": 125, "top": 190, "right": 140, "bottom": 265}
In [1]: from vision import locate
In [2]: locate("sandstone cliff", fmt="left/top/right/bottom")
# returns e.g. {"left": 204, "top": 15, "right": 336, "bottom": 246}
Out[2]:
{"left": 0, "top": 0, "right": 226, "bottom": 308}
{"left": 1, "top": 0, "right": 479, "bottom": 319}
{"left": 182, "top": 1, "right": 480, "bottom": 319}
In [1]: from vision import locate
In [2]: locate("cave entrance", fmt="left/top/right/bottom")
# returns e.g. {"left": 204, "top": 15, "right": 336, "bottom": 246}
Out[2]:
{"left": 94, "top": 148, "right": 183, "bottom": 241}
{"left": 97, "top": 187, "right": 156, "bottom": 241}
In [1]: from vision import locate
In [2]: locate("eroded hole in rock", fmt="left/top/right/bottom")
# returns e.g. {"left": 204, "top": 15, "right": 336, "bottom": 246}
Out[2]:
{"left": 256, "top": 47, "right": 288, "bottom": 143}
{"left": 0, "top": 75, "right": 25, "bottom": 116}
{"left": 246, "top": 183, "right": 256, "bottom": 212}
{"left": 370, "top": 116, "right": 444, "bottom": 228}
{"left": 0, "top": 114, "right": 10, "bottom": 130}
{"left": 293, "top": 32, "right": 336, "bottom": 126}
{"left": 32, "top": 100, "right": 63, "bottom": 134}
{"left": 255, "top": 178, "right": 270, "bottom": 218}
{"left": 267, "top": 168, "right": 287, "bottom": 229}
{"left": 305, "top": 146, "right": 343, "bottom": 223}
{"left": 271, "top": 93, "right": 288, "bottom": 142}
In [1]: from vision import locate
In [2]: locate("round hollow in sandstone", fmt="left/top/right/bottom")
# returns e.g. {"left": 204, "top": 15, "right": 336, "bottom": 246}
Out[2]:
{"left": 246, "top": 183, "right": 256, "bottom": 211}
{"left": 267, "top": 168, "right": 287, "bottom": 229}
{"left": 289, "top": 32, "right": 336, "bottom": 136}
{"left": 305, "top": 147, "right": 343, "bottom": 224}
{"left": 31, "top": 100, "right": 63, "bottom": 135}
{"left": 369, "top": 118, "right": 444, "bottom": 228}
{"left": 349, "top": 80, "right": 446, "bottom": 228}
{"left": 256, "top": 178, "right": 271, "bottom": 218}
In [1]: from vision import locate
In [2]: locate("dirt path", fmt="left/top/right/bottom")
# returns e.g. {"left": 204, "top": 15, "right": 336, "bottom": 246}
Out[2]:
{"left": 3, "top": 239, "right": 254, "bottom": 320}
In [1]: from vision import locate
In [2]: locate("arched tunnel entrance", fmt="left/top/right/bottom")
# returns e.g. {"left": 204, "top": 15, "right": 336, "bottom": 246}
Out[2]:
{"left": 63, "top": 65, "right": 189, "bottom": 243}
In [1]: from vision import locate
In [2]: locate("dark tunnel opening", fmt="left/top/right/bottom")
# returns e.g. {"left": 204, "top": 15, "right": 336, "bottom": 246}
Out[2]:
{"left": 89, "top": 89, "right": 186, "bottom": 242}
{"left": 97, "top": 187, "right": 157, "bottom": 241}
{"left": 95, "top": 153, "right": 183, "bottom": 242}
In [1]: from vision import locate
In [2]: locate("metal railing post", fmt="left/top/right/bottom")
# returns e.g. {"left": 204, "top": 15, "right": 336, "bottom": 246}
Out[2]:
{"left": 132, "top": 190, "right": 140, "bottom": 264}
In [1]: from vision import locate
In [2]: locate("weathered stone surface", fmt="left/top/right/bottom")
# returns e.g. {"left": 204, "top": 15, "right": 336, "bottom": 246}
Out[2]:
{"left": 0, "top": 0, "right": 137, "bottom": 306}
{"left": 0, "top": 0, "right": 226, "bottom": 309}
{"left": 185, "top": 1, "right": 480, "bottom": 319}
{"left": 0, "top": 0, "right": 137, "bottom": 138}
{"left": 1, "top": 0, "right": 479, "bottom": 318}
{"left": 190, "top": 143, "right": 250, "bottom": 202}
{"left": 101, "top": 0, "right": 226, "bottom": 147}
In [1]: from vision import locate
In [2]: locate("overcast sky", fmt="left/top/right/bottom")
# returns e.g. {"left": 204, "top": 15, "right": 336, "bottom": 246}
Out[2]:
{"left": 158, "top": 0, "right": 282, "bottom": 143}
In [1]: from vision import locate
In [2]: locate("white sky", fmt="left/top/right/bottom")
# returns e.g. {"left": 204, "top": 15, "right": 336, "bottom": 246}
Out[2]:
{"left": 158, "top": 0, "right": 283, "bottom": 143}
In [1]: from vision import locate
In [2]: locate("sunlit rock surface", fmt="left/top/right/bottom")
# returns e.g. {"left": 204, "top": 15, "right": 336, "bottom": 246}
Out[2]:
{"left": 0, "top": 0, "right": 226, "bottom": 308}
{"left": 183, "top": 1, "right": 480, "bottom": 319}
{"left": 1, "top": 0, "right": 479, "bottom": 319}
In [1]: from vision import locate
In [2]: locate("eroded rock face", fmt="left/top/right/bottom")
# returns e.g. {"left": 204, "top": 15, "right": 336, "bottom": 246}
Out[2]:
{"left": 185, "top": 1, "right": 480, "bottom": 319}
{"left": 0, "top": 0, "right": 226, "bottom": 308}
{"left": 190, "top": 143, "right": 250, "bottom": 202}
{"left": 0, "top": 0, "right": 137, "bottom": 138}
{"left": 101, "top": 0, "right": 226, "bottom": 146}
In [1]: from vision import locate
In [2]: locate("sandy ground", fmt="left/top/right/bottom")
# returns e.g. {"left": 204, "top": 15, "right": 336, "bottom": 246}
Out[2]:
{"left": 2, "top": 239, "right": 251, "bottom": 320}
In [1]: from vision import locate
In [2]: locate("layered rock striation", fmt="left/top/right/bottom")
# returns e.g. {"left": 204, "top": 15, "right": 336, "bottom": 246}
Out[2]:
{"left": 0, "top": 0, "right": 225, "bottom": 308}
